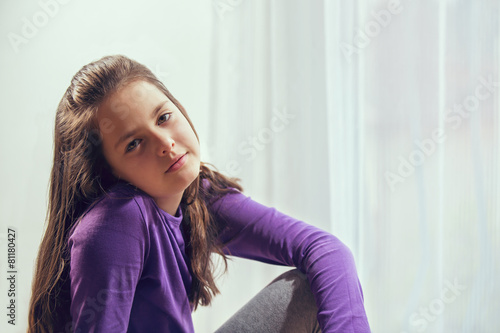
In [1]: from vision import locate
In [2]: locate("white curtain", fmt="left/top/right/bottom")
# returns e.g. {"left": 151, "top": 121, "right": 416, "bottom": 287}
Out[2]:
{"left": 193, "top": 1, "right": 500, "bottom": 332}
{"left": 2, "top": 0, "right": 497, "bottom": 331}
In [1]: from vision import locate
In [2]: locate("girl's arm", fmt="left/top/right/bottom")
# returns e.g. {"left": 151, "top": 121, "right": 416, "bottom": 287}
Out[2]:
{"left": 210, "top": 189, "right": 371, "bottom": 333}
{"left": 67, "top": 196, "right": 148, "bottom": 332}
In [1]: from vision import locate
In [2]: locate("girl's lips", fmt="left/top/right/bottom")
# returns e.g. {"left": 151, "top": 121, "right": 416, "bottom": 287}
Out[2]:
{"left": 166, "top": 153, "right": 187, "bottom": 173}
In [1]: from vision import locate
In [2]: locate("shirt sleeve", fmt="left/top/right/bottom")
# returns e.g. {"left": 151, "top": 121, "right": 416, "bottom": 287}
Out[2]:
{"left": 210, "top": 190, "right": 371, "bottom": 333}
{"left": 67, "top": 196, "right": 149, "bottom": 333}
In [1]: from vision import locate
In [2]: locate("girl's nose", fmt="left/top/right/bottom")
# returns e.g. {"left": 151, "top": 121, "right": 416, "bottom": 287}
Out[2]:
{"left": 155, "top": 133, "right": 175, "bottom": 156}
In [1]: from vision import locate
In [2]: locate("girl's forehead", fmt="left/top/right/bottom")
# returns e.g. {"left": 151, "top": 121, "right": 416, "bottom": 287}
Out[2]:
{"left": 109, "top": 80, "right": 166, "bottom": 105}
{"left": 96, "top": 81, "right": 172, "bottom": 133}
{"left": 98, "top": 82, "right": 168, "bottom": 118}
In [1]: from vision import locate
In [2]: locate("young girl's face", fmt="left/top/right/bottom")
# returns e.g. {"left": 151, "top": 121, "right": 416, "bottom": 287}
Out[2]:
{"left": 96, "top": 80, "right": 201, "bottom": 215}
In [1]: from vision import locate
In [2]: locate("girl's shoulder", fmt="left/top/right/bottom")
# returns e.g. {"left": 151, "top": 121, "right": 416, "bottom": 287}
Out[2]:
{"left": 68, "top": 182, "right": 154, "bottom": 240}
{"left": 85, "top": 181, "right": 148, "bottom": 217}
{"left": 67, "top": 182, "right": 152, "bottom": 272}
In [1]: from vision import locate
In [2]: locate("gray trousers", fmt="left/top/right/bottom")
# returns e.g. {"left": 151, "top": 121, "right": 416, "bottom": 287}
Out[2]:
{"left": 214, "top": 269, "right": 322, "bottom": 333}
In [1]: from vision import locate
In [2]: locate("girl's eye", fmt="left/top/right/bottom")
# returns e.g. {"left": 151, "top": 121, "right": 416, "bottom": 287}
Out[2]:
{"left": 126, "top": 139, "right": 141, "bottom": 152}
{"left": 158, "top": 113, "right": 171, "bottom": 125}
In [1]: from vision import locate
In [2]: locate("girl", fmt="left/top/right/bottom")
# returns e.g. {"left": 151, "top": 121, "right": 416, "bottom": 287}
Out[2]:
{"left": 28, "top": 55, "right": 371, "bottom": 332}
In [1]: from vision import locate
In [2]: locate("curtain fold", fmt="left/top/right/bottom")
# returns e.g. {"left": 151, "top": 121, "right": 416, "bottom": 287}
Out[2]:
{"left": 194, "top": 1, "right": 499, "bottom": 331}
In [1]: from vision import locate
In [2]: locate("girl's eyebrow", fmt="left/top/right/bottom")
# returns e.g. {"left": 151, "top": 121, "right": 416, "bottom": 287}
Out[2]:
{"left": 113, "top": 100, "right": 169, "bottom": 150}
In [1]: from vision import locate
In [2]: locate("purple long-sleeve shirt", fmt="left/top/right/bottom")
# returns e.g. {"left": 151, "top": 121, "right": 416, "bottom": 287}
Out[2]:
{"left": 67, "top": 180, "right": 371, "bottom": 332}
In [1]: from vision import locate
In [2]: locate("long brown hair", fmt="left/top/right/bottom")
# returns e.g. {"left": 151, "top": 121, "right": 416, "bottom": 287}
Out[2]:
{"left": 27, "top": 55, "right": 243, "bottom": 332}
